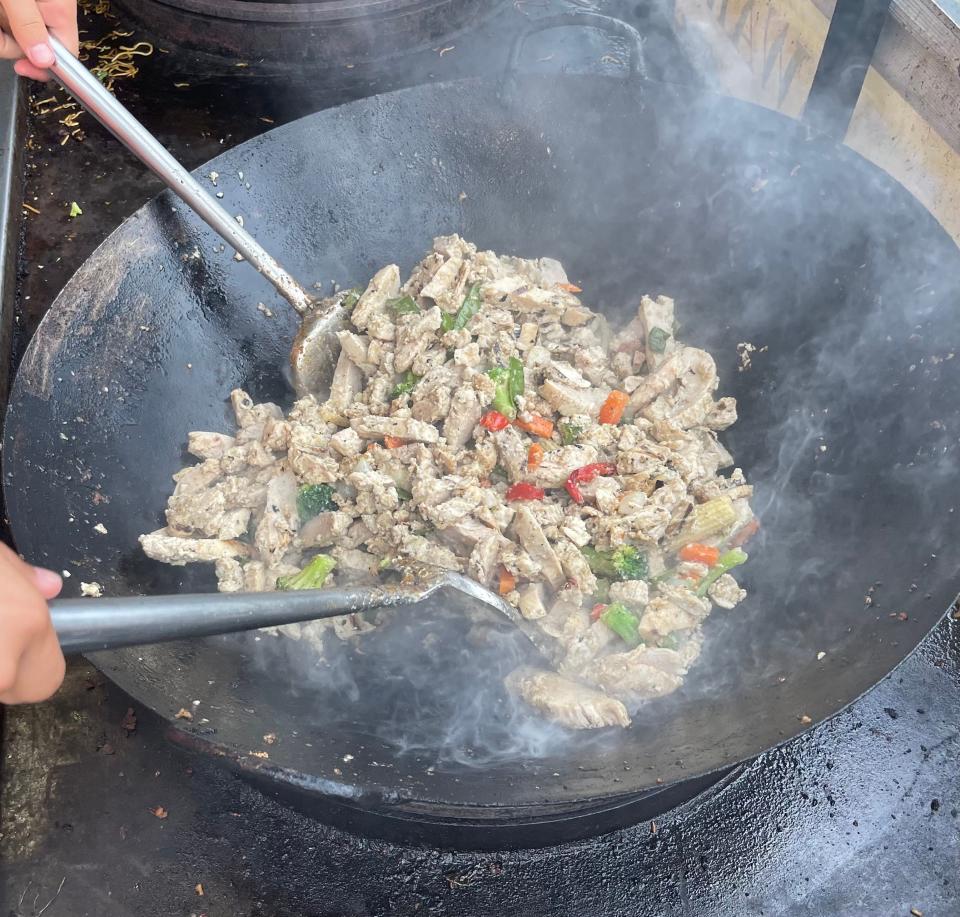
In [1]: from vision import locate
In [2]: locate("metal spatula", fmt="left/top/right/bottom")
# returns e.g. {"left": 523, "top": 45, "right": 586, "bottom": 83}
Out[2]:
{"left": 41, "top": 43, "right": 556, "bottom": 662}
{"left": 46, "top": 35, "right": 339, "bottom": 396}
{"left": 49, "top": 573, "right": 558, "bottom": 660}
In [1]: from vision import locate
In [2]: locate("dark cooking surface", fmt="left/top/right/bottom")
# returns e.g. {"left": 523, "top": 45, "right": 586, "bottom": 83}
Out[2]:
{"left": 2, "top": 621, "right": 958, "bottom": 915}
{"left": 1, "top": 0, "right": 959, "bottom": 911}
{"left": 9, "top": 50, "right": 960, "bottom": 840}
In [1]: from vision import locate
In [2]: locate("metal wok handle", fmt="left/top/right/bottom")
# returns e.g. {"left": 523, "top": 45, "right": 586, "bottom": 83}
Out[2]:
{"left": 49, "top": 583, "right": 443, "bottom": 655}
{"left": 503, "top": 12, "right": 647, "bottom": 86}
{"left": 46, "top": 35, "right": 313, "bottom": 316}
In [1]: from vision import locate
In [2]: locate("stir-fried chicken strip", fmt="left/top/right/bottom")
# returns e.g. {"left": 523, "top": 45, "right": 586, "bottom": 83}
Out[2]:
{"left": 142, "top": 236, "right": 756, "bottom": 729}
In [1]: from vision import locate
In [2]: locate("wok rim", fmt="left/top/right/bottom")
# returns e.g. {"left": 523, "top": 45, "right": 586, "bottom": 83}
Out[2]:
{"left": 5, "top": 71, "right": 959, "bottom": 821}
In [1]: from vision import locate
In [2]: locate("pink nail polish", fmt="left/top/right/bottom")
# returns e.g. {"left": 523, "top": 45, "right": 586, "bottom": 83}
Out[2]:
{"left": 27, "top": 43, "right": 55, "bottom": 68}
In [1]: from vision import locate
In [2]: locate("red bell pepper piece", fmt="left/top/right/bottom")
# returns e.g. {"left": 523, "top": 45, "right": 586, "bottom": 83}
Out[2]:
{"left": 565, "top": 462, "right": 617, "bottom": 504}
{"left": 506, "top": 482, "right": 546, "bottom": 501}
{"left": 479, "top": 410, "right": 510, "bottom": 431}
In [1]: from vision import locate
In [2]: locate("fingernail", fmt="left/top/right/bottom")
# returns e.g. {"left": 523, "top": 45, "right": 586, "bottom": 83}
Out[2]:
{"left": 32, "top": 566, "right": 62, "bottom": 592}
{"left": 27, "top": 43, "right": 55, "bottom": 68}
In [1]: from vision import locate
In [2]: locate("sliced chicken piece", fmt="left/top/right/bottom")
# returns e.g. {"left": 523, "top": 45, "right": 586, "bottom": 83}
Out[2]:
{"left": 330, "top": 427, "right": 363, "bottom": 457}
{"left": 608, "top": 579, "right": 649, "bottom": 608}
{"left": 331, "top": 547, "right": 379, "bottom": 579}
{"left": 512, "top": 505, "right": 565, "bottom": 588}
{"left": 493, "top": 425, "right": 528, "bottom": 483}
{"left": 243, "top": 560, "right": 270, "bottom": 592}
{"left": 592, "top": 505, "right": 672, "bottom": 547}
{"left": 625, "top": 347, "right": 716, "bottom": 423}
{"left": 553, "top": 539, "right": 597, "bottom": 594}
{"left": 538, "top": 588, "right": 590, "bottom": 645}
{"left": 443, "top": 386, "right": 482, "bottom": 448}
{"left": 468, "top": 531, "right": 501, "bottom": 587}
{"left": 187, "top": 432, "right": 235, "bottom": 460}
{"left": 254, "top": 470, "right": 300, "bottom": 566}
{"left": 441, "top": 515, "right": 499, "bottom": 550}
{"left": 582, "top": 644, "right": 684, "bottom": 702}
{"left": 539, "top": 378, "right": 607, "bottom": 417}
{"left": 518, "top": 582, "right": 548, "bottom": 620}
{"left": 217, "top": 474, "right": 268, "bottom": 510}
{"left": 562, "top": 304, "right": 594, "bottom": 326}
{"left": 709, "top": 573, "right": 746, "bottom": 609}
{"left": 140, "top": 528, "right": 250, "bottom": 566}
{"left": 230, "top": 389, "right": 283, "bottom": 431}
{"left": 395, "top": 306, "right": 443, "bottom": 373}
{"left": 351, "top": 414, "right": 440, "bottom": 443}
{"left": 288, "top": 448, "right": 340, "bottom": 485}
{"left": 657, "top": 584, "right": 711, "bottom": 619}
{"left": 220, "top": 441, "right": 276, "bottom": 475}
{"left": 215, "top": 557, "right": 244, "bottom": 592}
{"left": 559, "top": 620, "right": 620, "bottom": 675}
{"left": 336, "top": 330, "right": 376, "bottom": 375}
{"left": 261, "top": 418, "right": 291, "bottom": 452}
{"left": 350, "top": 264, "right": 401, "bottom": 332}
{"left": 545, "top": 360, "right": 592, "bottom": 389}
{"left": 396, "top": 531, "right": 461, "bottom": 571}
{"left": 328, "top": 350, "right": 364, "bottom": 414}
{"left": 349, "top": 468, "right": 400, "bottom": 515}
{"left": 526, "top": 502, "right": 565, "bottom": 529}
{"left": 593, "top": 478, "right": 622, "bottom": 514}
{"left": 638, "top": 596, "right": 698, "bottom": 637}
{"left": 645, "top": 349, "right": 719, "bottom": 429}
{"left": 424, "top": 495, "right": 484, "bottom": 529}
{"left": 507, "top": 287, "right": 569, "bottom": 319}
{"left": 171, "top": 459, "right": 223, "bottom": 495}
{"left": 506, "top": 668, "right": 631, "bottom": 730}
{"left": 165, "top": 487, "right": 248, "bottom": 539}
{"left": 453, "top": 341, "right": 482, "bottom": 369}
{"left": 531, "top": 445, "right": 599, "bottom": 489}
{"left": 420, "top": 254, "right": 466, "bottom": 311}
{"left": 299, "top": 511, "right": 352, "bottom": 548}
{"left": 412, "top": 367, "right": 456, "bottom": 423}
{"left": 560, "top": 514, "right": 592, "bottom": 548}
{"left": 537, "top": 257, "right": 569, "bottom": 286}
{"left": 706, "top": 396, "right": 738, "bottom": 431}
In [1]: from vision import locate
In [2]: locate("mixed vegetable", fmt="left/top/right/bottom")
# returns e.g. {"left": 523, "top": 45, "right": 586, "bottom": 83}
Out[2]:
{"left": 141, "top": 235, "right": 756, "bottom": 732}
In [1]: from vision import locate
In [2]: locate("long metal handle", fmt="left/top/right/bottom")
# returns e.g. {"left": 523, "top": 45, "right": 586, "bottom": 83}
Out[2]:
{"left": 47, "top": 35, "right": 313, "bottom": 315}
{"left": 50, "top": 584, "right": 441, "bottom": 654}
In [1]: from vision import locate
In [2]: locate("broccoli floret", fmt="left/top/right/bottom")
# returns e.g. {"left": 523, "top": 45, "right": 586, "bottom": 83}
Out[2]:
{"left": 296, "top": 484, "right": 336, "bottom": 521}
{"left": 276, "top": 554, "right": 337, "bottom": 591}
{"left": 611, "top": 545, "right": 649, "bottom": 580}
{"left": 582, "top": 545, "right": 649, "bottom": 581}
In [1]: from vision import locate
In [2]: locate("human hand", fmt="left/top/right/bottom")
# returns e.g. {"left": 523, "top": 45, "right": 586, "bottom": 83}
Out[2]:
{"left": 0, "top": 0, "right": 78, "bottom": 81}
{"left": 0, "top": 543, "right": 65, "bottom": 704}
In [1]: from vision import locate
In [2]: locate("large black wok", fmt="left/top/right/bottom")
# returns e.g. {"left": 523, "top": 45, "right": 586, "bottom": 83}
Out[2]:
{"left": 6, "top": 18, "right": 960, "bottom": 848}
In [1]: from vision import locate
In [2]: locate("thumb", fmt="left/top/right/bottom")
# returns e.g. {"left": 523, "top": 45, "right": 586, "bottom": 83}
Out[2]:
{"left": 4, "top": 0, "right": 54, "bottom": 69}
{"left": 31, "top": 566, "right": 63, "bottom": 600}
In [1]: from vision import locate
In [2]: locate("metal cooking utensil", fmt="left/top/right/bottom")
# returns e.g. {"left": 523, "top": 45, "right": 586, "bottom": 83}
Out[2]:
{"left": 42, "top": 41, "right": 557, "bottom": 661}
{"left": 50, "top": 572, "right": 556, "bottom": 657}
{"left": 46, "top": 35, "right": 340, "bottom": 395}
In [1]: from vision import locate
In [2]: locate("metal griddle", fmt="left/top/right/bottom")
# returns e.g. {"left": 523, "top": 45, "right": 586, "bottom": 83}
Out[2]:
{"left": 5, "top": 17, "right": 960, "bottom": 846}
